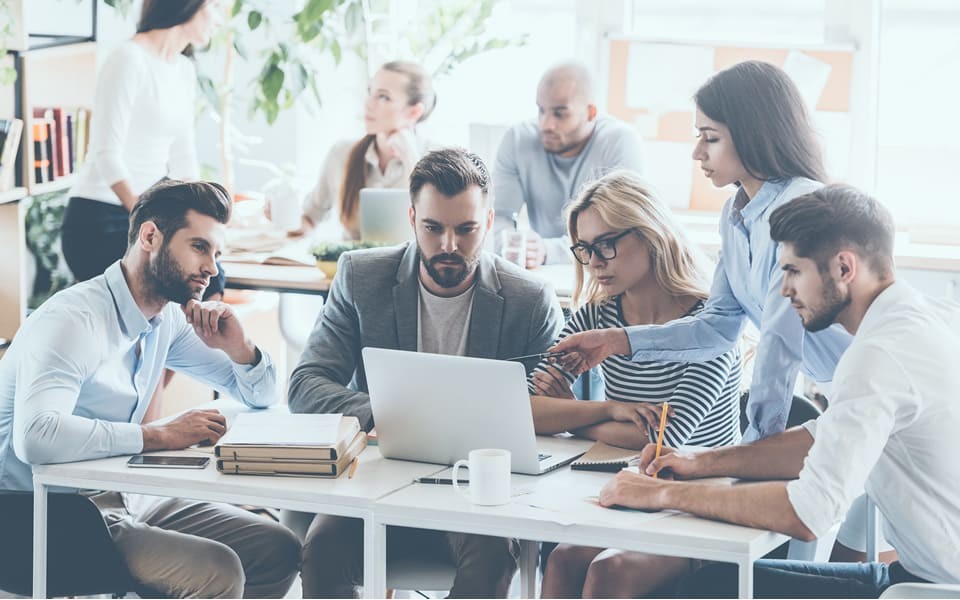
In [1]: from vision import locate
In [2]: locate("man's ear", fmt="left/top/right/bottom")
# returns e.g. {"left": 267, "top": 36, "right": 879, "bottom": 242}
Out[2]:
{"left": 836, "top": 250, "right": 857, "bottom": 283}
{"left": 485, "top": 206, "right": 495, "bottom": 231}
{"left": 586, "top": 103, "right": 598, "bottom": 121}
{"left": 138, "top": 221, "right": 163, "bottom": 252}
{"left": 408, "top": 205, "right": 416, "bottom": 230}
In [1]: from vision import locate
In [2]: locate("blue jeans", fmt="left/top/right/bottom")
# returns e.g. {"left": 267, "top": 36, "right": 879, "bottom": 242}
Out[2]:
{"left": 676, "top": 560, "right": 927, "bottom": 598}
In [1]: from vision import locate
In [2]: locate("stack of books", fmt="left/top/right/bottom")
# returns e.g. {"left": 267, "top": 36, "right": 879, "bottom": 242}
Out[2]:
{"left": 215, "top": 413, "right": 367, "bottom": 478}
{"left": 30, "top": 106, "right": 90, "bottom": 185}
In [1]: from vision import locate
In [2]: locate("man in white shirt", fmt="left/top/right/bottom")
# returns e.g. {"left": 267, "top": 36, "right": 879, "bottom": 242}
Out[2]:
{"left": 595, "top": 184, "right": 960, "bottom": 596}
{"left": 493, "top": 62, "right": 644, "bottom": 267}
{"left": 0, "top": 180, "right": 300, "bottom": 598}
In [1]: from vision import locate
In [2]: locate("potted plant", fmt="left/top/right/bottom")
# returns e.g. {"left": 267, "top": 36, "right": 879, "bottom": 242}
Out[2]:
{"left": 311, "top": 241, "right": 385, "bottom": 278}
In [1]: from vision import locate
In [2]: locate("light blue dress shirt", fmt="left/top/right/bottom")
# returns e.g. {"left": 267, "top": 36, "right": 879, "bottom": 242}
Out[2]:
{"left": 625, "top": 178, "right": 852, "bottom": 441}
{"left": 0, "top": 261, "right": 276, "bottom": 491}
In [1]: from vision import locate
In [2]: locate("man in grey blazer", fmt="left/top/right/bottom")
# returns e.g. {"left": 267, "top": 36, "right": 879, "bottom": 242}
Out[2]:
{"left": 290, "top": 148, "right": 564, "bottom": 598}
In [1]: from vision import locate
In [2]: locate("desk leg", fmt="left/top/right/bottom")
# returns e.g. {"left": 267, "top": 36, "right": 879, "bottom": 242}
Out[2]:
{"left": 519, "top": 540, "right": 538, "bottom": 598}
{"left": 738, "top": 560, "right": 754, "bottom": 599}
{"left": 362, "top": 515, "right": 386, "bottom": 599}
{"left": 33, "top": 480, "right": 48, "bottom": 598}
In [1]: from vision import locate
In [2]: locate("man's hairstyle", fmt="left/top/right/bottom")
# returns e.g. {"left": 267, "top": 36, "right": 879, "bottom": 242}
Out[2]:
{"left": 769, "top": 184, "right": 895, "bottom": 277}
{"left": 128, "top": 179, "right": 232, "bottom": 247}
{"left": 409, "top": 147, "right": 490, "bottom": 203}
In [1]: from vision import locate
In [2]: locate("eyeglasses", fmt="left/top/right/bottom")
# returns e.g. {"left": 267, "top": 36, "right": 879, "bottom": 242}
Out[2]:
{"left": 569, "top": 229, "right": 635, "bottom": 265}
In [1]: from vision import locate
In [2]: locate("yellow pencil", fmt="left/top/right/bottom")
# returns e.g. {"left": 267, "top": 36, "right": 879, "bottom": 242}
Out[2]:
{"left": 652, "top": 401, "right": 669, "bottom": 479}
{"left": 347, "top": 456, "right": 360, "bottom": 479}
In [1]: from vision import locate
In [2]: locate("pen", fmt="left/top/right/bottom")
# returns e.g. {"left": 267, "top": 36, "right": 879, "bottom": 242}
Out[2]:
{"left": 347, "top": 456, "right": 360, "bottom": 479}
{"left": 415, "top": 477, "right": 455, "bottom": 485}
{"left": 652, "top": 401, "right": 669, "bottom": 479}
{"left": 504, "top": 351, "right": 566, "bottom": 362}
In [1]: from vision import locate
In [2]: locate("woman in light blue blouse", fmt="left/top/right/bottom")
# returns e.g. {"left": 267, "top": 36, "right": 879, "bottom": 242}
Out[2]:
{"left": 554, "top": 60, "right": 852, "bottom": 442}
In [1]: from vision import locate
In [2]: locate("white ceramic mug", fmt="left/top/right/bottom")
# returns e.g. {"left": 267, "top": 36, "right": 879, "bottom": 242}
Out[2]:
{"left": 267, "top": 190, "right": 301, "bottom": 232}
{"left": 452, "top": 448, "right": 511, "bottom": 506}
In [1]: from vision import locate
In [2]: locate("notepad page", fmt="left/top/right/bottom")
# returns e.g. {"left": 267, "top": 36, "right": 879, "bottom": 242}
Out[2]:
{"left": 220, "top": 413, "right": 343, "bottom": 446}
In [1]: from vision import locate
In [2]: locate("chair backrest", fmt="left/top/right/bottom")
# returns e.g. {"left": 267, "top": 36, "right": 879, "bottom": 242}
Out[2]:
{"left": 0, "top": 491, "right": 135, "bottom": 597}
{"left": 739, "top": 390, "right": 824, "bottom": 434}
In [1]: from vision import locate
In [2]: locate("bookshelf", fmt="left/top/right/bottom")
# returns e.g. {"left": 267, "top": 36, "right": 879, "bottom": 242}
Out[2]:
{"left": 0, "top": 0, "right": 98, "bottom": 341}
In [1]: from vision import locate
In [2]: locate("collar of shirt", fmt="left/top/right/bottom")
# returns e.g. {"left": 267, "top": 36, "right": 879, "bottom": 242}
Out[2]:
{"left": 363, "top": 136, "right": 417, "bottom": 179}
{"left": 729, "top": 179, "right": 789, "bottom": 230}
{"left": 857, "top": 280, "right": 914, "bottom": 337}
{"left": 103, "top": 261, "right": 162, "bottom": 340}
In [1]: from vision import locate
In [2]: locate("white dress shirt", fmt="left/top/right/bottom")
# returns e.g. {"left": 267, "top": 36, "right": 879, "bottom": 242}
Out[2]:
{"left": 0, "top": 261, "right": 277, "bottom": 492}
{"left": 786, "top": 281, "right": 960, "bottom": 583}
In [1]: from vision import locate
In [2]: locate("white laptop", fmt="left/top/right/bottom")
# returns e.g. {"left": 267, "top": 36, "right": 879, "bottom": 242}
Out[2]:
{"left": 363, "top": 347, "right": 593, "bottom": 475}
{"left": 359, "top": 188, "right": 413, "bottom": 244}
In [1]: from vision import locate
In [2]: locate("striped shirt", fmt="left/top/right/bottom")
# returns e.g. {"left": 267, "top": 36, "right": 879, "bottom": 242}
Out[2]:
{"left": 530, "top": 297, "right": 743, "bottom": 448}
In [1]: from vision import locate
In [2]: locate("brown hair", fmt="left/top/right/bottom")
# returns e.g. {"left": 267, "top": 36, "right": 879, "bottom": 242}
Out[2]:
{"left": 339, "top": 61, "right": 436, "bottom": 233}
{"left": 769, "top": 184, "right": 895, "bottom": 278}
{"left": 695, "top": 60, "right": 827, "bottom": 184}
{"left": 137, "top": 0, "right": 207, "bottom": 57}
{"left": 128, "top": 179, "right": 232, "bottom": 247}
{"left": 409, "top": 147, "right": 489, "bottom": 203}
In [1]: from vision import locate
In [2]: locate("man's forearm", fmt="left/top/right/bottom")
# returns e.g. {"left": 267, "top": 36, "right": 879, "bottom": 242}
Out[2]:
{"left": 694, "top": 426, "right": 814, "bottom": 480}
{"left": 660, "top": 480, "right": 814, "bottom": 540}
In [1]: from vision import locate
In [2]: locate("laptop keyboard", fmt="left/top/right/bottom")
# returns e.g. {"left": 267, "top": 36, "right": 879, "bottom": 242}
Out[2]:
{"left": 538, "top": 452, "right": 552, "bottom": 462}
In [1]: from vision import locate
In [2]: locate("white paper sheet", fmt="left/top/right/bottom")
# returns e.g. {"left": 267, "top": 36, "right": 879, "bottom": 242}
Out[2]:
{"left": 783, "top": 51, "right": 832, "bottom": 112}
{"left": 220, "top": 413, "right": 343, "bottom": 446}
{"left": 626, "top": 43, "right": 714, "bottom": 111}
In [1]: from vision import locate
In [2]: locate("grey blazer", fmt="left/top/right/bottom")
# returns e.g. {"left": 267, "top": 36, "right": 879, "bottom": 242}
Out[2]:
{"left": 288, "top": 241, "right": 565, "bottom": 430}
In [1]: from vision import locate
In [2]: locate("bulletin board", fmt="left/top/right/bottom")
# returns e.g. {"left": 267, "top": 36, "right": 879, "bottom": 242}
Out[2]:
{"left": 605, "top": 38, "right": 855, "bottom": 212}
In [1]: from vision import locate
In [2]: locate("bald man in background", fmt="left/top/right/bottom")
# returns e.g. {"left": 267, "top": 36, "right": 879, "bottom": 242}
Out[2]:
{"left": 494, "top": 62, "right": 645, "bottom": 267}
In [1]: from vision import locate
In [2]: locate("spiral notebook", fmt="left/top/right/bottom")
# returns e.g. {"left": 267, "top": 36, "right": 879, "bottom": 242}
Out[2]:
{"left": 570, "top": 441, "right": 642, "bottom": 472}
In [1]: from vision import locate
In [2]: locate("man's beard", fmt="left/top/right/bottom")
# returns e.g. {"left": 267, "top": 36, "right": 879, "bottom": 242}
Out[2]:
{"left": 148, "top": 244, "right": 204, "bottom": 304}
{"left": 801, "top": 277, "right": 850, "bottom": 332}
{"left": 420, "top": 248, "right": 480, "bottom": 289}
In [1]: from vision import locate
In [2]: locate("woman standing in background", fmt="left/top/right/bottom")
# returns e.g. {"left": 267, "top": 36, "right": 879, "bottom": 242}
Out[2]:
{"left": 62, "top": 0, "right": 225, "bottom": 297}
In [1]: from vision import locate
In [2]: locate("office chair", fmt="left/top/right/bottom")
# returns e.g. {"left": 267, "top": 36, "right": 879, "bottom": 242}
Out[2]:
{"left": 738, "top": 390, "right": 823, "bottom": 434}
{"left": 0, "top": 492, "right": 135, "bottom": 597}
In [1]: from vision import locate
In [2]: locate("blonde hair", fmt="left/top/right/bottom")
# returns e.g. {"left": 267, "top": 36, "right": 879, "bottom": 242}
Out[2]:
{"left": 566, "top": 170, "right": 713, "bottom": 308}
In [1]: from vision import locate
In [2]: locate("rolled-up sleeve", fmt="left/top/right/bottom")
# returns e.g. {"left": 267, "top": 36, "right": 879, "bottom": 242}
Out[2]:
{"left": 786, "top": 344, "right": 909, "bottom": 537}
{"left": 164, "top": 309, "right": 278, "bottom": 408}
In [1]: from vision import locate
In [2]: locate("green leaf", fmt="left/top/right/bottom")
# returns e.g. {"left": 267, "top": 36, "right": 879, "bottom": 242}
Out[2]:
{"left": 233, "top": 37, "right": 248, "bottom": 60}
{"left": 247, "top": 10, "right": 262, "bottom": 30}
{"left": 261, "top": 63, "right": 285, "bottom": 102}
{"left": 345, "top": 1, "right": 363, "bottom": 34}
{"left": 331, "top": 39, "right": 342, "bottom": 64}
{"left": 301, "top": 0, "right": 336, "bottom": 23}
{"left": 231, "top": 0, "right": 243, "bottom": 18}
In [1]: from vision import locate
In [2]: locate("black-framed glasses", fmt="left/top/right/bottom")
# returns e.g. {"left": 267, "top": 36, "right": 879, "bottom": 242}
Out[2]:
{"left": 569, "top": 229, "right": 636, "bottom": 265}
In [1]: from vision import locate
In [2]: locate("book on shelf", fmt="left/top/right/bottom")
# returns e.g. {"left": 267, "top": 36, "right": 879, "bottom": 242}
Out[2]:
{"left": 33, "top": 109, "right": 58, "bottom": 181}
{"left": 216, "top": 430, "right": 368, "bottom": 478}
{"left": 31, "top": 121, "right": 50, "bottom": 184}
{"left": 215, "top": 415, "right": 362, "bottom": 462}
{"left": 570, "top": 441, "right": 643, "bottom": 472}
{"left": 0, "top": 118, "right": 23, "bottom": 192}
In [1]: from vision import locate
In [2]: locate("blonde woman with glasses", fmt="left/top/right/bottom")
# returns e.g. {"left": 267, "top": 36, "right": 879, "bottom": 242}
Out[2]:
{"left": 530, "top": 170, "right": 742, "bottom": 598}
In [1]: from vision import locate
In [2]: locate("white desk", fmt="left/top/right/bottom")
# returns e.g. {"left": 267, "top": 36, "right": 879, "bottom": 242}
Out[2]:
{"left": 372, "top": 467, "right": 788, "bottom": 599}
{"left": 31, "top": 447, "right": 444, "bottom": 599}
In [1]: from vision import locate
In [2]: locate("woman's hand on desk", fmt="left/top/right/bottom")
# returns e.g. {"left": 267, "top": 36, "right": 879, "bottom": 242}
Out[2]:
{"left": 606, "top": 401, "right": 673, "bottom": 433}
{"left": 142, "top": 409, "right": 227, "bottom": 450}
